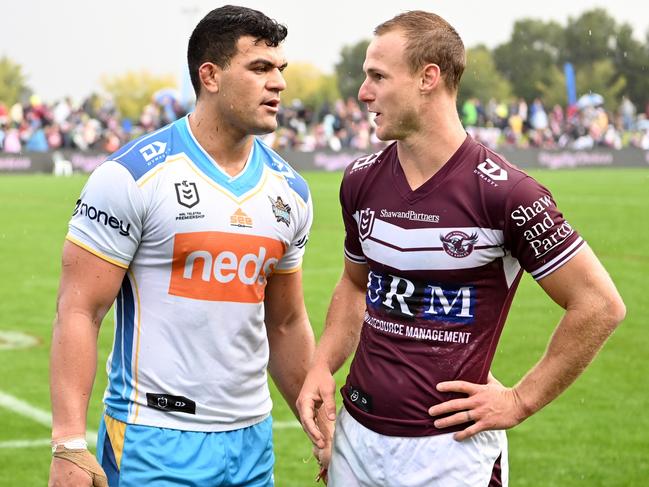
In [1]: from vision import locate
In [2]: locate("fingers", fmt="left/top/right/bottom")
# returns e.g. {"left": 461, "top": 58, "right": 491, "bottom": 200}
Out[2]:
{"left": 432, "top": 409, "right": 473, "bottom": 429}
{"left": 436, "top": 380, "right": 480, "bottom": 394}
{"left": 321, "top": 389, "right": 337, "bottom": 421}
{"left": 297, "top": 396, "right": 326, "bottom": 447}
{"left": 297, "top": 370, "right": 338, "bottom": 448}
{"left": 428, "top": 397, "right": 473, "bottom": 417}
{"left": 453, "top": 422, "right": 483, "bottom": 442}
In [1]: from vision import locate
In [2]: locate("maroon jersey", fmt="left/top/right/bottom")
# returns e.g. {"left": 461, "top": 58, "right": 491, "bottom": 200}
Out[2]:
{"left": 340, "top": 135, "right": 584, "bottom": 437}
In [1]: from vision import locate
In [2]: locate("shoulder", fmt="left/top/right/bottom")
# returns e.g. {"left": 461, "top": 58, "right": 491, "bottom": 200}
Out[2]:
{"left": 342, "top": 143, "right": 393, "bottom": 185}
{"left": 469, "top": 140, "right": 530, "bottom": 192}
{"left": 255, "top": 138, "right": 310, "bottom": 204}
{"left": 105, "top": 120, "right": 181, "bottom": 181}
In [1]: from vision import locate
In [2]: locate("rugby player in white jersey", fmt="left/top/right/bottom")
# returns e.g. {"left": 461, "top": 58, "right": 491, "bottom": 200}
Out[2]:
{"left": 48, "top": 5, "right": 330, "bottom": 486}
{"left": 296, "top": 10, "right": 625, "bottom": 487}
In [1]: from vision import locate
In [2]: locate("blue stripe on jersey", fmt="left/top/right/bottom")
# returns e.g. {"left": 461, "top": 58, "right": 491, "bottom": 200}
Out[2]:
{"left": 106, "top": 276, "right": 136, "bottom": 420}
{"left": 257, "top": 139, "right": 310, "bottom": 204}
{"left": 107, "top": 114, "right": 309, "bottom": 202}
{"left": 174, "top": 118, "right": 264, "bottom": 197}
{"left": 108, "top": 124, "right": 175, "bottom": 180}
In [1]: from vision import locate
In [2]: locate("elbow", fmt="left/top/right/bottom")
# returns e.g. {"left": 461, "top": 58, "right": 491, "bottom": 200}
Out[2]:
{"left": 609, "top": 295, "right": 626, "bottom": 327}
{"left": 600, "top": 293, "right": 626, "bottom": 333}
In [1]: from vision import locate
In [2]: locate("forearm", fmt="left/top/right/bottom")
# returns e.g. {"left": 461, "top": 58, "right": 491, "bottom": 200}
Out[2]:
{"left": 312, "top": 276, "right": 365, "bottom": 373}
{"left": 50, "top": 311, "right": 101, "bottom": 440}
{"left": 514, "top": 303, "right": 623, "bottom": 418}
{"left": 268, "top": 315, "right": 315, "bottom": 419}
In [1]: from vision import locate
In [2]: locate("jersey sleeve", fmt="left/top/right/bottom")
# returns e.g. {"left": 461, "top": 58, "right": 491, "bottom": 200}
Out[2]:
{"left": 340, "top": 173, "right": 366, "bottom": 264}
{"left": 275, "top": 190, "right": 313, "bottom": 273}
{"left": 503, "top": 176, "right": 585, "bottom": 280}
{"left": 66, "top": 161, "right": 145, "bottom": 268}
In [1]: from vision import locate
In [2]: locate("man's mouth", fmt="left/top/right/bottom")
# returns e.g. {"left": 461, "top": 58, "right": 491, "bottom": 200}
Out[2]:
{"left": 262, "top": 99, "right": 280, "bottom": 109}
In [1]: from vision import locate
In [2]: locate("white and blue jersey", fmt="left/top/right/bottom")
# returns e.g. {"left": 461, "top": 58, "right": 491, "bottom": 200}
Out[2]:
{"left": 67, "top": 115, "right": 312, "bottom": 432}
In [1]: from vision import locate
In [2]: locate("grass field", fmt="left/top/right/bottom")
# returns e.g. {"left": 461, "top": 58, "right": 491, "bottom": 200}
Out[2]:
{"left": 0, "top": 168, "right": 647, "bottom": 486}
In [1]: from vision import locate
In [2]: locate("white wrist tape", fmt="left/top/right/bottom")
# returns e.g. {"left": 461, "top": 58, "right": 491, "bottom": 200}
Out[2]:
{"left": 51, "top": 438, "right": 88, "bottom": 453}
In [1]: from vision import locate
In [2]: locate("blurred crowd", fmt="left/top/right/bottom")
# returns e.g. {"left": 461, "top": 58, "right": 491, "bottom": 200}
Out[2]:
{"left": 2, "top": 91, "right": 649, "bottom": 154}
{"left": 462, "top": 96, "right": 649, "bottom": 151}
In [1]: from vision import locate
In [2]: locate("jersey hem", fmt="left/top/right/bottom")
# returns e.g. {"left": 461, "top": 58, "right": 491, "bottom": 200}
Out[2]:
{"left": 341, "top": 401, "right": 466, "bottom": 438}
{"left": 273, "top": 265, "right": 301, "bottom": 275}
{"left": 105, "top": 407, "right": 271, "bottom": 433}
{"left": 66, "top": 235, "right": 129, "bottom": 269}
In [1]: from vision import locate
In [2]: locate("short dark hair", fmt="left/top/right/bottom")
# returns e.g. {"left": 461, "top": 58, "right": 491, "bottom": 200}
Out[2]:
{"left": 375, "top": 11, "right": 465, "bottom": 91}
{"left": 187, "top": 5, "right": 287, "bottom": 97}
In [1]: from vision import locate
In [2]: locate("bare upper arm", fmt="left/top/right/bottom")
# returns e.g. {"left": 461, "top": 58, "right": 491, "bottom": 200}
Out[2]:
{"left": 342, "top": 258, "right": 369, "bottom": 292}
{"left": 57, "top": 240, "right": 128, "bottom": 324}
{"left": 536, "top": 244, "right": 625, "bottom": 320}
{"left": 264, "top": 270, "right": 307, "bottom": 329}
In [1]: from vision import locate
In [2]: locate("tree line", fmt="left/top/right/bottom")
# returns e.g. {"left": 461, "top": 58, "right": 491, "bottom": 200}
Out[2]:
{"left": 1, "top": 9, "right": 647, "bottom": 117}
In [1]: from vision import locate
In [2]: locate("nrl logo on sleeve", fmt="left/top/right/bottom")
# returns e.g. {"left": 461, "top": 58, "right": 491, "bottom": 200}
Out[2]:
{"left": 175, "top": 180, "right": 200, "bottom": 208}
{"left": 358, "top": 208, "right": 376, "bottom": 240}
{"left": 269, "top": 196, "right": 291, "bottom": 226}
{"left": 440, "top": 230, "right": 479, "bottom": 258}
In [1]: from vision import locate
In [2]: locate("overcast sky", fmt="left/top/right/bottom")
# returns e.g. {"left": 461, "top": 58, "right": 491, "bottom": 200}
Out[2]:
{"left": 2, "top": 0, "right": 648, "bottom": 103}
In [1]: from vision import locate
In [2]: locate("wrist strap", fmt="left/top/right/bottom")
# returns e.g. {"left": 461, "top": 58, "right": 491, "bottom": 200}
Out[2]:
{"left": 51, "top": 438, "right": 88, "bottom": 454}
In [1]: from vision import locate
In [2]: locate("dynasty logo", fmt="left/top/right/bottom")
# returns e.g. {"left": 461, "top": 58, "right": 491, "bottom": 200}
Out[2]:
{"left": 269, "top": 196, "right": 291, "bottom": 226}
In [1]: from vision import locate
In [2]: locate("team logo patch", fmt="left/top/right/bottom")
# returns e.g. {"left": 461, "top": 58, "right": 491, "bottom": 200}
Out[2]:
{"left": 358, "top": 208, "right": 376, "bottom": 240}
{"left": 230, "top": 208, "right": 253, "bottom": 228}
{"left": 440, "top": 231, "right": 479, "bottom": 258}
{"left": 175, "top": 181, "right": 200, "bottom": 208}
{"left": 269, "top": 196, "right": 291, "bottom": 226}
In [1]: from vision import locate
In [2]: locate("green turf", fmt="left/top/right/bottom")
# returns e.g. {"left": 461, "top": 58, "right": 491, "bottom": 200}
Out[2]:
{"left": 0, "top": 169, "right": 647, "bottom": 486}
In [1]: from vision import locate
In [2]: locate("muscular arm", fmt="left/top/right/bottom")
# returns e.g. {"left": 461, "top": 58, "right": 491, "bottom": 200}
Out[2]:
{"left": 49, "top": 241, "right": 126, "bottom": 485}
{"left": 265, "top": 269, "right": 315, "bottom": 419}
{"left": 429, "top": 245, "right": 626, "bottom": 440}
{"left": 296, "top": 259, "right": 368, "bottom": 447}
{"left": 512, "top": 244, "right": 625, "bottom": 414}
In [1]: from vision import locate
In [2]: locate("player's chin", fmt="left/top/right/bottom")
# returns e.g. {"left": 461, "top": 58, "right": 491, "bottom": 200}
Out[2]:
{"left": 375, "top": 126, "right": 395, "bottom": 142}
{"left": 251, "top": 119, "right": 278, "bottom": 135}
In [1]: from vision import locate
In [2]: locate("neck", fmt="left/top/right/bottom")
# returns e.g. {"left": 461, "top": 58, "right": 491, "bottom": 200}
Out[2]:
{"left": 188, "top": 103, "right": 254, "bottom": 177}
{"left": 396, "top": 96, "right": 466, "bottom": 190}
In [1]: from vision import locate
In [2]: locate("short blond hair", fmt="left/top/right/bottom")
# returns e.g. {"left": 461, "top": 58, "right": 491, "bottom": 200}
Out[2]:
{"left": 375, "top": 11, "right": 465, "bottom": 91}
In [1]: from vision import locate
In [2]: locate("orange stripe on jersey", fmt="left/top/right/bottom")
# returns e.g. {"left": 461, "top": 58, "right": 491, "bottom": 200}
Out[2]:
{"left": 169, "top": 231, "right": 285, "bottom": 303}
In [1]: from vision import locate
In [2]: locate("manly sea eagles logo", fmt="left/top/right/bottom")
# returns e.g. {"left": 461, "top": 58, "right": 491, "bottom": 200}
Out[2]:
{"left": 269, "top": 196, "right": 291, "bottom": 226}
{"left": 358, "top": 208, "right": 376, "bottom": 240}
{"left": 175, "top": 181, "right": 200, "bottom": 208}
{"left": 440, "top": 231, "right": 479, "bottom": 258}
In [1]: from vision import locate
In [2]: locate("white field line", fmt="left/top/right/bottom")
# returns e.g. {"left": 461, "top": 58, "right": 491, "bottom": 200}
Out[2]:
{"left": 0, "top": 390, "right": 97, "bottom": 448}
{"left": 0, "top": 390, "right": 300, "bottom": 449}
{"left": 273, "top": 420, "right": 301, "bottom": 429}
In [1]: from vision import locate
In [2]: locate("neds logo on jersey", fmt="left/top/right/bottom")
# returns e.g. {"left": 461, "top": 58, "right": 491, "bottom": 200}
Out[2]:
{"left": 169, "top": 231, "right": 285, "bottom": 303}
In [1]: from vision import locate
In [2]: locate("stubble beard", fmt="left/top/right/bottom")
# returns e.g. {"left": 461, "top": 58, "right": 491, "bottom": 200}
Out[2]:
{"left": 377, "top": 107, "right": 420, "bottom": 141}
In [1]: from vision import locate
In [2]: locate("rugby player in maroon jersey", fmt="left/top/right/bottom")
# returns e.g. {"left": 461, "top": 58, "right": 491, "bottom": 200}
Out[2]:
{"left": 297, "top": 10, "right": 625, "bottom": 486}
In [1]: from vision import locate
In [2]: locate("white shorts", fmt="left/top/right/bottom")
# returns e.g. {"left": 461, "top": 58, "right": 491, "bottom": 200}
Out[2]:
{"left": 329, "top": 406, "right": 508, "bottom": 487}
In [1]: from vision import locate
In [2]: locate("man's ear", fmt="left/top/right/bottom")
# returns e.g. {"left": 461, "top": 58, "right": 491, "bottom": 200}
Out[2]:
{"left": 198, "top": 62, "right": 221, "bottom": 94}
{"left": 420, "top": 63, "right": 441, "bottom": 93}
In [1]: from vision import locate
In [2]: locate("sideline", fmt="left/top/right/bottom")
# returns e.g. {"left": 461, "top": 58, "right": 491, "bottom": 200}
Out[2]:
{"left": 0, "top": 390, "right": 98, "bottom": 448}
